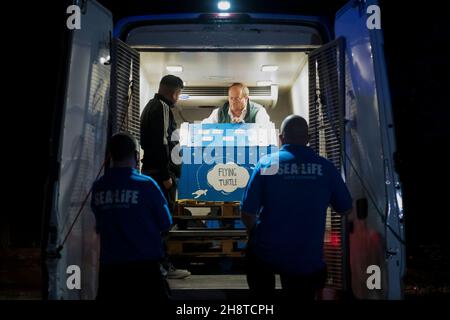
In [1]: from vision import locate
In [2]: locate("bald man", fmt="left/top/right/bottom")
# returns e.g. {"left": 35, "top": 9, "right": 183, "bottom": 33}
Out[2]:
{"left": 202, "top": 83, "right": 270, "bottom": 124}
{"left": 241, "top": 115, "right": 353, "bottom": 300}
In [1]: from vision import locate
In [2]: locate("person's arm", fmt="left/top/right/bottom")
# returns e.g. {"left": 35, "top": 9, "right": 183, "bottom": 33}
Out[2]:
{"left": 241, "top": 163, "right": 263, "bottom": 236}
{"left": 90, "top": 183, "right": 101, "bottom": 234}
{"left": 201, "top": 108, "right": 219, "bottom": 124}
{"left": 241, "top": 212, "right": 257, "bottom": 236}
{"left": 147, "top": 180, "right": 172, "bottom": 232}
{"left": 329, "top": 164, "right": 353, "bottom": 215}
{"left": 255, "top": 106, "right": 271, "bottom": 124}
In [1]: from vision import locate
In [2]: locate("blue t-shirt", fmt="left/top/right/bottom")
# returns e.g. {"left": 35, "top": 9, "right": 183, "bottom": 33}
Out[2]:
{"left": 241, "top": 144, "right": 353, "bottom": 275}
{"left": 91, "top": 167, "right": 172, "bottom": 264}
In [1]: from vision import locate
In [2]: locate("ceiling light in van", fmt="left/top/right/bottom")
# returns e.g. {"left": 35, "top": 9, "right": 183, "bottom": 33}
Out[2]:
{"left": 217, "top": 1, "right": 231, "bottom": 11}
{"left": 208, "top": 76, "right": 233, "bottom": 81}
{"left": 166, "top": 66, "right": 183, "bottom": 72}
{"left": 261, "top": 65, "right": 279, "bottom": 72}
{"left": 257, "top": 81, "right": 272, "bottom": 86}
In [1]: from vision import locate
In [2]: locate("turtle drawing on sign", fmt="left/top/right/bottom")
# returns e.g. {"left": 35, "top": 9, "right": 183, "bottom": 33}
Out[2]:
{"left": 192, "top": 189, "right": 208, "bottom": 199}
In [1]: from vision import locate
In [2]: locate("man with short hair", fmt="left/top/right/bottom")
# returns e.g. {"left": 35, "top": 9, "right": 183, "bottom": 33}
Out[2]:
{"left": 141, "top": 75, "right": 184, "bottom": 195}
{"left": 202, "top": 82, "right": 271, "bottom": 124}
{"left": 140, "top": 74, "right": 191, "bottom": 279}
{"left": 241, "top": 115, "right": 353, "bottom": 300}
{"left": 91, "top": 132, "right": 172, "bottom": 301}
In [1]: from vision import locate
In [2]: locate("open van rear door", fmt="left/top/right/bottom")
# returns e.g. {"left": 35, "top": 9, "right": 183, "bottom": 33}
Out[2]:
{"left": 45, "top": 1, "right": 141, "bottom": 300}
{"left": 334, "top": 0, "right": 405, "bottom": 299}
{"left": 110, "top": 39, "right": 141, "bottom": 147}
{"left": 44, "top": 0, "right": 113, "bottom": 300}
{"left": 308, "top": 38, "right": 349, "bottom": 297}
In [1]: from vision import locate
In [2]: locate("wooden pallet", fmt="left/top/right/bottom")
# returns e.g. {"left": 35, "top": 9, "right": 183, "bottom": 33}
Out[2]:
{"left": 173, "top": 200, "right": 243, "bottom": 230}
{"left": 169, "top": 200, "right": 246, "bottom": 257}
{"left": 167, "top": 238, "right": 247, "bottom": 257}
{"left": 174, "top": 200, "right": 241, "bottom": 217}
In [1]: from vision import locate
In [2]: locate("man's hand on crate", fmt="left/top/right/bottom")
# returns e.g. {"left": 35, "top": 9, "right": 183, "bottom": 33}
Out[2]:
{"left": 163, "top": 178, "right": 173, "bottom": 190}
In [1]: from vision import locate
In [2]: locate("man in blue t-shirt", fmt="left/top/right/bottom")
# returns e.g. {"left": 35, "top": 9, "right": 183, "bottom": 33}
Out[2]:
{"left": 91, "top": 132, "right": 172, "bottom": 301}
{"left": 241, "top": 115, "right": 353, "bottom": 300}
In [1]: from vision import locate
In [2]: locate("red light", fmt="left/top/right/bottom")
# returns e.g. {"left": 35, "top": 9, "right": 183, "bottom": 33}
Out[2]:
{"left": 330, "top": 232, "right": 340, "bottom": 247}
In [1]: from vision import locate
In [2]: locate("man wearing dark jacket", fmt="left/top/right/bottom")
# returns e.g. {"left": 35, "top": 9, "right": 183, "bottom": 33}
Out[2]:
{"left": 140, "top": 75, "right": 190, "bottom": 279}
{"left": 141, "top": 75, "right": 182, "bottom": 196}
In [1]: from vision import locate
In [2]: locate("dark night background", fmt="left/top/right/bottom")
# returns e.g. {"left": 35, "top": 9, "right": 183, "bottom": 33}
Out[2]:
{"left": 3, "top": 0, "right": 450, "bottom": 298}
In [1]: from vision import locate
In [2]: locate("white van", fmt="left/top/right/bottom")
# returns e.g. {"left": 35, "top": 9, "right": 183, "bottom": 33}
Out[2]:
{"left": 43, "top": 0, "right": 405, "bottom": 300}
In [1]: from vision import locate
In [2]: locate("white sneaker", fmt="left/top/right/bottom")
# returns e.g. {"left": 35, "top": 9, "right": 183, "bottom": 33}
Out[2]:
{"left": 167, "top": 265, "right": 191, "bottom": 279}
{"left": 160, "top": 264, "right": 168, "bottom": 278}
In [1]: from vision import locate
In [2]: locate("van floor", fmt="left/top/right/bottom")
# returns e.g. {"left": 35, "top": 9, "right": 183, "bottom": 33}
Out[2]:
{"left": 167, "top": 257, "right": 277, "bottom": 300}
{"left": 168, "top": 275, "right": 339, "bottom": 300}
{"left": 169, "top": 274, "right": 281, "bottom": 300}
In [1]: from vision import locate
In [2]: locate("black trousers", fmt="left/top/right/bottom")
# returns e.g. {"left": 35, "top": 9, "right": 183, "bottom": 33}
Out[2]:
{"left": 96, "top": 261, "right": 170, "bottom": 301}
{"left": 245, "top": 245, "right": 327, "bottom": 301}
{"left": 141, "top": 170, "right": 176, "bottom": 269}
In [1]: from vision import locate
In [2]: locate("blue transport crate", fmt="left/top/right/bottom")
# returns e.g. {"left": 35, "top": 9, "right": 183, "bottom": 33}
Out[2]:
{"left": 177, "top": 122, "right": 278, "bottom": 203}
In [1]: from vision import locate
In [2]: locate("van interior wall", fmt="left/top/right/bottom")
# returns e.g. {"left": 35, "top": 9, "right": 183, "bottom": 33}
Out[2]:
{"left": 140, "top": 66, "right": 159, "bottom": 113}
{"left": 172, "top": 108, "right": 212, "bottom": 124}
{"left": 267, "top": 88, "right": 292, "bottom": 129}
{"left": 290, "top": 57, "right": 309, "bottom": 122}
